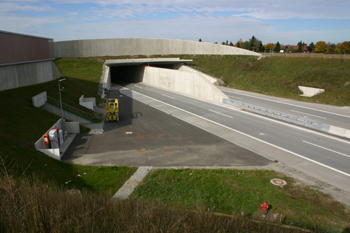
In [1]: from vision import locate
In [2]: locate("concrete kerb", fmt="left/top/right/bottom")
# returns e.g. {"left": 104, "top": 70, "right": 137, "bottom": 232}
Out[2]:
{"left": 111, "top": 166, "right": 153, "bottom": 201}
{"left": 110, "top": 163, "right": 350, "bottom": 208}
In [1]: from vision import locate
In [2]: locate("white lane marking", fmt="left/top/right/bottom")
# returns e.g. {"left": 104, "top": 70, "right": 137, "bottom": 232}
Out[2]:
{"left": 226, "top": 94, "right": 242, "bottom": 100}
{"left": 291, "top": 110, "right": 326, "bottom": 119}
{"left": 132, "top": 83, "right": 350, "bottom": 145}
{"left": 208, "top": 109, "right": 234, "bottom": 119}
{"left": 221, "top": 89, "right": 350, "bottom": 119}
{"left": 126, "top": 88, "right": 350, "bottom": 178}
{"left": 161, "top": 94, "right": 175, "bottom": 99}
{"left": 303, "top": 141, "right": 350, "bottom": 159}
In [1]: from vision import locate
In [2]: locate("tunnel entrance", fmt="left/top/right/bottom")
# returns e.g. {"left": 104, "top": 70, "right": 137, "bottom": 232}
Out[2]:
{"left": 111, "top": 65, "right": 145, "bottom": 84}
{"left": 108, "top": 59, "right": 191, "bottom": 85}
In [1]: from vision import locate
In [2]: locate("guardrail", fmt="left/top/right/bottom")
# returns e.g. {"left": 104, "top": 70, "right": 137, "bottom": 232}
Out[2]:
{"left": 47, "top": 96, "right": 102, "bottom": 123}
{"left": 223, "top": 98, "right": 330, "bottom": 132}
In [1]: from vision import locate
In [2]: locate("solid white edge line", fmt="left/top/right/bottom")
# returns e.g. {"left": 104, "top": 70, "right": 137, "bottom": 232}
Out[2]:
{"left": 132, "top": 83, "right": 350, "bottom": 145}
{"left": 291, "top": 110, "right": 326, "bottom": 119}
{"left": 161, "top": 94, "right": 175, "bottom": 99}
{"left": 221, "top": 89, "right": 350, "bottom": 119}
{"left": 303, "top": 141, "right": 350, "bottom": 159}
{"left": 125, "top": 87, "right": 350, "bottom": 178}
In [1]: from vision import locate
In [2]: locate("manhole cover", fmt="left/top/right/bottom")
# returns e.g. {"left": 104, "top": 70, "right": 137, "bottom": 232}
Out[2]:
{"left": 270, "top": 179, "right": 287, "bottom": 187}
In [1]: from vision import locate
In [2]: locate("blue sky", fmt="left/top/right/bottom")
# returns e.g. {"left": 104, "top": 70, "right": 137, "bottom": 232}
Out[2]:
{"left": 1, "top": 0, "right": 349, "bottom": 45}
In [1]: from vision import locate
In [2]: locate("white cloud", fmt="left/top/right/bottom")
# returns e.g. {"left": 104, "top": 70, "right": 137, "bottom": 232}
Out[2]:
{"left": 50, "top": 0, "right": 350, "bottom": 20}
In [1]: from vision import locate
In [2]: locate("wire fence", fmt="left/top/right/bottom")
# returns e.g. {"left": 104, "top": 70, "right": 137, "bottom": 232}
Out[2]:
{"left": 261, "top": 52, "right": 350, "bottom": 59}
{"left": 47, "top": 96, "right": 102, "bottom": 123}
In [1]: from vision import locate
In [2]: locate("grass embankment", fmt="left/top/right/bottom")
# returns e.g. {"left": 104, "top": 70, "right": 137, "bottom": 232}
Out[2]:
{"left": 1, "top": 56, "right": 350, "bottom": 232}
{"left": 131, "top": 169, "right": 350, "bottom": 232}
{"left": 0, "top": 57, "right": 136, "bottom": 196}
{"left": 182, "top": 55, "right": 350, "bottom": 106}
{"left": 0, "top": 172, "right": 310, "bottom": 233}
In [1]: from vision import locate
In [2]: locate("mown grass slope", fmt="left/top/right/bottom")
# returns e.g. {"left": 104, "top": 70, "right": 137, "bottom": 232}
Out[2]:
{"left": 1, "top": 56, "right": 349, "bottom": 232}
{"left": 182, "top": 55, "right": 350, "bottom": 106}
{"left": 0, "top": 59, "right": 136, "bottom": 196}
{"left": 131, "top": 169, "right": 350, "bottom": 232}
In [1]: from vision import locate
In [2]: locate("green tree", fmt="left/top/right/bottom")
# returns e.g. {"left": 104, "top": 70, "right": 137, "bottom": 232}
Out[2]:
{"left": 274, "top": 42, "right": 281, "bottom": 52}
{"left": 339, "top": 41, "right": 350, "bottom": 54}
{"left": 249, "top": 35, "right": 262, "bottom": 52}
{"left": 326, "top": 42, "right": 336, "bottom": 54}
{"left": 226, "top": 40, "right": 228, "bottom": 45}
{"left": 229, "top": 41, "right": 234, "bottom": 46}
{"left": 309, "top": 42, "right": 315, "bottom": 52}
{"left": 242, "top": 41, "right": 251, "bottom": 50}
{"left": 199, "top": 38, "right": 202, "bottom": 42}
{"left": 297, "top": 41, "right": 304, "bottom": 52}
{"left": 314, "top": 41, "right": 327, "bottom": 53}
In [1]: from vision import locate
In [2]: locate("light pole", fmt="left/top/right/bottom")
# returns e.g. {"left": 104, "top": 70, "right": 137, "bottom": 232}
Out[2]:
{"left": 58, "top": 78, "right": 66, "bottom": 138}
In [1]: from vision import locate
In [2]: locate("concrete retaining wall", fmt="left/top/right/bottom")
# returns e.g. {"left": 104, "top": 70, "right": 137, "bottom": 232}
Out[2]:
{"left": 143, "top": 66, "right": 228, "bottom": 103}
{"left": 79, "top": 95, "right": 96, "bottom": 110}
{"left": 0, "top": 61, "right": 61, "bottom": 92}
{"left": 179, "top": 65, "right": 220, "bottom": 85}
{"left": 32, "top": 91, "right": 47, "bottom": 107}
{"left": 54, "top": 38, "right": 262, "bottom": 58}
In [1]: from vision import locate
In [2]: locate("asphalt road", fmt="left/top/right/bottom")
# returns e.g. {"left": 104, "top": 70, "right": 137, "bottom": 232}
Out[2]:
{"left": 63, "top": 87, "right": 270, "bottom": 167}
{"left": 219, "top": 86, "right": 350, "bottom": 130}
{"left": 122, "top": 83, "right": 350, "bottom": 193}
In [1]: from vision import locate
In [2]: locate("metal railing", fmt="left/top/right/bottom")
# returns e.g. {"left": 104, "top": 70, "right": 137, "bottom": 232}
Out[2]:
{"left": 47, "top": 96, "right": 102, "bottom": 123}
{"left": 223, "top": 98, "right": 330, "bottom": 132}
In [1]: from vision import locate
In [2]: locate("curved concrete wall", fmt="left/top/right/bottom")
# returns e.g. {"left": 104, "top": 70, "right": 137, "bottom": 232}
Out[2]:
{"left": 54, "top": 38, "right": 262, "bottom": 58}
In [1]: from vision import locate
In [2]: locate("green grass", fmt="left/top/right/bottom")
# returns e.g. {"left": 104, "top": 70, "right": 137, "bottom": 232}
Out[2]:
{"left": 180, "top": 55, "right": 350, "bottom": 106}
{"left": 130, "top": 169, "right": 350, "bottom": 232}
{"left": 1, "top": 56, "right": 350, "bottom": 232}
{"left": 0, "top": 59, "right": 136, "bottom": 196}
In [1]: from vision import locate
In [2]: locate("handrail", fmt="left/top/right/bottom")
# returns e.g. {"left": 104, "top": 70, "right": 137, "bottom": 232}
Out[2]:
{"left": 47, "top": 96, "right": 102, "bottom": 123}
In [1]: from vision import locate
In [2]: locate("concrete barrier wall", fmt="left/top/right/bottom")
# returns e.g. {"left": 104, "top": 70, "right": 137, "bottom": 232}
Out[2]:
{"left": 32, "top": 91, "right": 47, "bottom": 107}
{"left": 179, "top": 65, "right": 219, "bottom": 84}
{"left": 54, "top": 38, "right": 262, "bottom": 58}
{"left": 143, "top": 66, "right": 228, "bottom": 103}
{"left": 0, "top": 61, "right": 61, "bottom": 91}
{"left": 79, "top": 95, "right": 96, "bottom": 110}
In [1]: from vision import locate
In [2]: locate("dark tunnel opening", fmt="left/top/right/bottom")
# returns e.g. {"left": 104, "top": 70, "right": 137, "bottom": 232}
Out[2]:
{"left": 110, "top": 62, "right": 183, "bottom": 85}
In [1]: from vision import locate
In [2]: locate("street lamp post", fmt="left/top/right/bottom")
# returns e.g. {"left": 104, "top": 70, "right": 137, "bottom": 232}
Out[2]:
{"left": 58, "top": 78, "right": 66, "bottom": 138}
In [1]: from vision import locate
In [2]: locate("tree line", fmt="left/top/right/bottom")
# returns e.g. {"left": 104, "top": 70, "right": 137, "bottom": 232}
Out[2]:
{"left": 198, "top": 37, "right": 350, "bottom": 54}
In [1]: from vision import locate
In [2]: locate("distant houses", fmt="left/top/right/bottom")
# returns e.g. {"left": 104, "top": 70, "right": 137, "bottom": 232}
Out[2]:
{"left": 279, "top": 45, "right": 309, "bottom": 53}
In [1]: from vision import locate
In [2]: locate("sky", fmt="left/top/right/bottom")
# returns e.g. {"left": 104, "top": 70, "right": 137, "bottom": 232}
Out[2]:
{"left": 1, "top": 0, "right": 349, "bottom": 45}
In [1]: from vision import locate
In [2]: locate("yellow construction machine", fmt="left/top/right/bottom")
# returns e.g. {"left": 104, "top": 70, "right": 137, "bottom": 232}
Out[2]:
{"left": 105, "top": 98, "right": 119, "bottom": 122}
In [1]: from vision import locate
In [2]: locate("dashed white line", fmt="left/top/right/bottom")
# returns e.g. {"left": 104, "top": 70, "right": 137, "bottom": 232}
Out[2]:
{"left": 291, "top": 110, "right": 326, "bottom": 119}
{"left": 161, "top": 94, "right": 175, "bottom": 99}
{"left": 208, "top": 109, "right": 234, "bottom": 118}
{"left": 123, "top": 88, "right": 350, "bottom": 178}
{"left": 303, "top": 141, "right": 350, "bottom": 159}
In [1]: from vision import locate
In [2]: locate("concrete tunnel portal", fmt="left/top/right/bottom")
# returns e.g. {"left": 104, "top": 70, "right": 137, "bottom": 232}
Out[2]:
{"left": 108, "top": 59, "right": 192, "bottom": 84}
